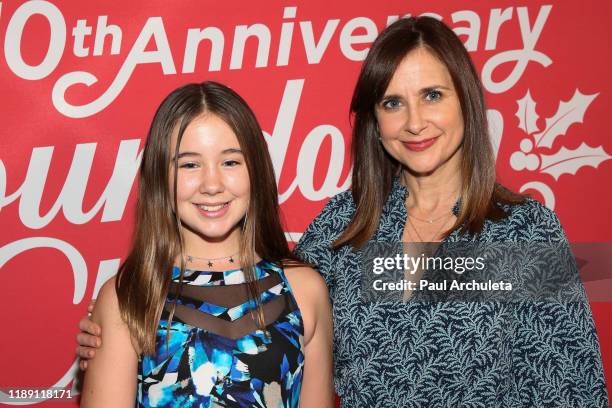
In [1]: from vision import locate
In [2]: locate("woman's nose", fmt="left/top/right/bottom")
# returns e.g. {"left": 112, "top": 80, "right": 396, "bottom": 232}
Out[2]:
{"left": 404, "top": 106, "right": 427, "bottom": 135}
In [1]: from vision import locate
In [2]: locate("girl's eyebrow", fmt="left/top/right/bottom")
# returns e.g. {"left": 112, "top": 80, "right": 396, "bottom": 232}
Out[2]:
{"left": 175, "top": 149, "right": 243, "bottom": 158}
{"left": 176, "top": 152, "right": 200, "bottom": 158}
{"left": 222, "top": 148, "right": 243, "bottom": 154}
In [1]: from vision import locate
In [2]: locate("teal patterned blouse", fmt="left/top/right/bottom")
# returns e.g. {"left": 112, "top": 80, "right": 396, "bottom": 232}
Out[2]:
{"left": 294, "top": 178, "right": 609, "bottom": 407}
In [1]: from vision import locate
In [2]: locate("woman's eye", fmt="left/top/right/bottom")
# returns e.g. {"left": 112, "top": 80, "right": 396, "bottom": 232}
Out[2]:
{"left": 382, "top": 98, "right": 402, "bottom": 110}
{"left": 179, "top": 162, "right": 198, "bottom": 169}
{"left": 425, "top": 90, "right": 442, "bottom": 102}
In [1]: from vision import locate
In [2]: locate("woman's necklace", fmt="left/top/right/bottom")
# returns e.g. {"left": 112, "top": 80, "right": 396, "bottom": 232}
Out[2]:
{"left": 407, "top": 212, "right": 452, "bottom": 242}
{"left": 185, "top": 252, "right": 239, "bottom": 268}
{"left": 407, "top": 212, "right": 450, "bottom": 224}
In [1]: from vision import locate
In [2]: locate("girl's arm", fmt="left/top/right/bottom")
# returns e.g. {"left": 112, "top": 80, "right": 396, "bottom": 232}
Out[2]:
{"left": 285, "top": 266, "right": 334, "bottom": 408}
{"left": 80, "top": 277, "right": 138, "bottom": 407}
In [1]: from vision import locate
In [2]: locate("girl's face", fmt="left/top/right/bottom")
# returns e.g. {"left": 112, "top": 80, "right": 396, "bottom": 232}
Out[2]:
{"left": 169, "top": 113, "right": 250, "bottom": 247}
{"left": 375, "top": 47, "right": 464, "bottom": 177}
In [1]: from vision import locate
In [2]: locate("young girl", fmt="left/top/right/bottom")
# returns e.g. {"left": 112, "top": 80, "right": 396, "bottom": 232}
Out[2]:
{"left": 80, "top": 82, "right": 333, "bottom": 407}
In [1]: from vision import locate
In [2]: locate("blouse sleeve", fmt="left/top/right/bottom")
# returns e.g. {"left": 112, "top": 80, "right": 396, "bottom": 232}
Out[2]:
{"left": 512, "top": 200, "right": 609, "bottom": 406}
{"left": 293, "top": 192, "right": 354, "bottom": 289}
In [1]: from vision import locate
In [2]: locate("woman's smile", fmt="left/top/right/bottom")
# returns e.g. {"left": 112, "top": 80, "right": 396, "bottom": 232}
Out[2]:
{"left": 401, "top": 136, "right": 439, "bottom": 152}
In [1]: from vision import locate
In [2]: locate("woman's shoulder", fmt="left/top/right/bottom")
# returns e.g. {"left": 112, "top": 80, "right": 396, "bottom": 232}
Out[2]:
{"left": 321, "top": 189, "right": 356, "bottom": 216}
{"left": 295, "top": 190, "right": 355, "bottom": 246}
{"left": 320, "top": 189, "right": 356, "bottom": 222}
{"left": 501, "top": 197, "right": 559, "bottom": 224}
{"left": 491, "top": 197, "right": 566, "bottom": 242}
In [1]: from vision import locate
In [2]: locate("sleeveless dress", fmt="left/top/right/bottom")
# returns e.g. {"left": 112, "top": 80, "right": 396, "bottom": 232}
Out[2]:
{"left": 137, "top": 260, "right": 304, "bottom": 407}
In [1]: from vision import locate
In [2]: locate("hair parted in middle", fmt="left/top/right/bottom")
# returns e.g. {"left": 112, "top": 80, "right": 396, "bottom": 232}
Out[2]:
{"left": 334, "top": 16, "right": 524, "bottom": 249}
{"left": 115, "top": 81, "right": 300, "bottom": 354}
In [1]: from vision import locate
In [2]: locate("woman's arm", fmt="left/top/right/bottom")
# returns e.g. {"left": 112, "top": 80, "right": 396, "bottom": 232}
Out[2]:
{"left": 284, "top": 266, "right": 334, "bottom": 408}
{"left": 76, "top": 300, "right": 101, "bottom": 370}
{"left": 512, "top": 201, "right": 609, "bottom": 406}
{"left": 80, "top": 277, "right": 138, "bottom": 407}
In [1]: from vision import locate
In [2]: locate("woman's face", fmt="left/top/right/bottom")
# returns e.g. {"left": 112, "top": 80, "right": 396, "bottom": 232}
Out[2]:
{"left": 169, "top": 113, "right": 250, "bottom": 245}
{"left": 375, "top": 47, "right": 464, "bottom": 176}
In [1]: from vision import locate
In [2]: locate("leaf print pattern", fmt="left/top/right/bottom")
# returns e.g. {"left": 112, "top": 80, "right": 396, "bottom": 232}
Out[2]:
{"left": 294, "top": 177, "right": 609, "bottom": 408}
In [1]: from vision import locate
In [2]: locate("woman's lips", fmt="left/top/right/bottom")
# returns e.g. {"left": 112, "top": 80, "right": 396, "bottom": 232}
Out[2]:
{"left": 402, "top": 137, "right": 438, "bottom": 152}
{"left": 195, "top": 202, "right": 230, "bottom": 218}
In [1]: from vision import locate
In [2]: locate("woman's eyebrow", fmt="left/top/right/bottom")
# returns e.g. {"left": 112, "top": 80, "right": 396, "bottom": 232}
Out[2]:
{"left": 420, "top": 85, "right": 452, "bottom": 92}
{"left": 383, "top": 84, "right": 452, "bottom": 97}
{"left": 381, "top": 93, "right": 400, "bottom": 98}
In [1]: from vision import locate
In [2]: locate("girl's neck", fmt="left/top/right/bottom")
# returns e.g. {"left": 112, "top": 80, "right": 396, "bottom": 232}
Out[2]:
{"left": 181, "top": 226, "right": 242, "bottom": 259}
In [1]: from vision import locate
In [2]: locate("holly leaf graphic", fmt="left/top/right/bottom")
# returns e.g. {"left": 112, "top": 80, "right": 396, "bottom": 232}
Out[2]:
{"left": 533, "top": 90, "right": 598, "bottom": 148}
{"left": 515, "top": 90, "right": 539, "bottom": 134}
{"left": 539, "top": 143, "right": 612, "bottom": 180}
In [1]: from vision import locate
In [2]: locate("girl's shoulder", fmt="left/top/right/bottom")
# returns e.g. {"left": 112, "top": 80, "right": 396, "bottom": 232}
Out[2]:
{"left": 283, "top": 265, "right": 329, "bottom": 298}
{"left": 94, "top": 277, "right": 120, "bottom": 321}
{"left": 93, "top": 277, "right": 140, "bottom": 354}
{"left": 282, "top": 265, "right": 330, "bottom": 344}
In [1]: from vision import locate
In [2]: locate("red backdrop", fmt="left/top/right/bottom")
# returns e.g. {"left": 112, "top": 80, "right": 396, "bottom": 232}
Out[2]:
{"left": 1, "top": 1, "right": 610, "bottom": 406}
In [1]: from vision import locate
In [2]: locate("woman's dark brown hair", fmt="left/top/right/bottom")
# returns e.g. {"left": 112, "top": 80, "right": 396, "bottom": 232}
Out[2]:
{"left": 334, "top": 16, "right": 524, "bottom": 249}
{"left": 115, "top": 82, "right": 299, "bottom": 354}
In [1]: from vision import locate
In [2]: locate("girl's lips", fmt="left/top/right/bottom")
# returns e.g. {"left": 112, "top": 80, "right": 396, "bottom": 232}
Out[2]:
{"left": 195, "top": 202, "right": 230, "bottom": 218}
{"left": 402, "top": 137, "right": 438, "bottom": 152}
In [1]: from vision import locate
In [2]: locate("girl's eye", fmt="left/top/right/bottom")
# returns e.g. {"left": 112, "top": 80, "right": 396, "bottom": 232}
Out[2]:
{"left": 381, "top": 98, "right": 402, "bottom": 110}
{"left": 179, "top": 162, "right": 198, "bottom": 169}
{"left": 425, "top": 90, "right": 442, "bottom": 102}
{"left": 223, "top": 160, "right": 240, "bottom": 167}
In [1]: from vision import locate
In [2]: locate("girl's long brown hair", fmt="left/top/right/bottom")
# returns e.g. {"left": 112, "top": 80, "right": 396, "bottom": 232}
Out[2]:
{"left": 116, "top": 82, "right": 300, "bottom": 354}
{"left": 334, "top": 16, "right": 524, "bottom": 249}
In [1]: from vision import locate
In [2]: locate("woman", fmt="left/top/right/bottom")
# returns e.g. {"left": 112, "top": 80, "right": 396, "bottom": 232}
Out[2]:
{"left": 80, "top": 82, "right": 333, "bottom": 407}
{"left": 292, "top": 16, "right": 608, "bottom": 406}
{"left": 78, "top": 17, "right": 609, "bottom": 407}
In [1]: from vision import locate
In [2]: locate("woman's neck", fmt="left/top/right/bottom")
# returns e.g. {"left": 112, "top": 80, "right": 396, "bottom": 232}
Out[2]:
{"left": 401, "top": 166, "right": 461, "bottom": 215}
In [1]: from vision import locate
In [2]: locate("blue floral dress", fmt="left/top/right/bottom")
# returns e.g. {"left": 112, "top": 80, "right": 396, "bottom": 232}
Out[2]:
{"left": 137, "top": 260, "right": 304, "bottom": 407}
